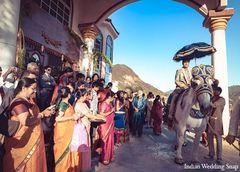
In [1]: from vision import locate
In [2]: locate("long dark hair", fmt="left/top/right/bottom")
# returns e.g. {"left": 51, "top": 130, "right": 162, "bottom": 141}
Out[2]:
{"left": 56, "top": 86, "right": 71, "bottom": 108}
{"left": 147, "top": 92, "right": 154, "bottom": 99}
{"left": 14, "top": 78, "right": 36, "bottom": 96}
{"left": 153, "top": 95, "right": 161, "bottom": 105}
{"left": 75, "top": 89, "right": 88, "bottom": 100}
{"left": 59, "top": 87, "right": 71, "bottom": 98}
{"left": 92, "top": 73, "right": 99, "bottom": 81}
{"left": 116, "top": 90, "right": 124, "bottom": 103}
{"left": 106, "top": 91, "right": 115, "bottom": 100}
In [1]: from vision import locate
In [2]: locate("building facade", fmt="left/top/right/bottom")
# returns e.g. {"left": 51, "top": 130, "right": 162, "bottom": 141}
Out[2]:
{"left": 16, "top": 0, "right": 118, "bottom": 80}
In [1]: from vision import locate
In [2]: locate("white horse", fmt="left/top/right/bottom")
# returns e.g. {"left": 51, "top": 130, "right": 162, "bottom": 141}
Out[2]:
{"left": 174, "top": 65, "right": 216, "bottom": 165}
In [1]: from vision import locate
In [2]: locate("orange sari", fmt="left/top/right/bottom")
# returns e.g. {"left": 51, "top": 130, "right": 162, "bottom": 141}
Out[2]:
{"left": 54, "top": 102, "right": 80, "bottom": 172}
{"left": 3, "top": 99, "right": 47, "bottom": 172}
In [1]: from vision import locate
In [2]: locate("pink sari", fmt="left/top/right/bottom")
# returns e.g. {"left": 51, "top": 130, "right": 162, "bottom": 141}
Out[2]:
{"left": 98, "top": 102, "right": 114, "bottom": 163}
{"left": 74, "top": 102, "right": 91, "bottom": 172}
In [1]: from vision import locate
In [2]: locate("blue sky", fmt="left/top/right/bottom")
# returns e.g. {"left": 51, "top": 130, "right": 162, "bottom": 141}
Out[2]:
{"left": 110, "top": 0, "right": 240, "bottom": 92}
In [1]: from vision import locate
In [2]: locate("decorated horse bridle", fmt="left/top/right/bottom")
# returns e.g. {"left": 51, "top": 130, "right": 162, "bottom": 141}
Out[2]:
{"left": 192, "top": 64, "right": 214, "bottom": 98}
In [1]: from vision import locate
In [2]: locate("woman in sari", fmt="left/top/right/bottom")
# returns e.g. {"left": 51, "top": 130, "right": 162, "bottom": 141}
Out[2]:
{"left": 114, "top": 91, "right": 125, "bottom": 145}
{"left": 151, "top": 95, "right": 163, "bottom": 135}
{"left": 98, "top": 91, "right": 115, "bottom": 165}
{"left": 3, "top": 78, "right": 52, "bottom": 172}
{"left": 54, "top": 87, "right": 80, "bottom": 172}
{"left": 128, "top": 92, "right": 136, "bottom": 133}
{"left": 74, "top": 89, "right": 102, "bottom": 172}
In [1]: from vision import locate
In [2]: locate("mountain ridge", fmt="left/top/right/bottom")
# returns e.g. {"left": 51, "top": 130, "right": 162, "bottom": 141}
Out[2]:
{"left": 112, "top": 64, "right": 167, "bottom": 98}
{"left": 112, "top": 64, "right": 240, "bottom": 103}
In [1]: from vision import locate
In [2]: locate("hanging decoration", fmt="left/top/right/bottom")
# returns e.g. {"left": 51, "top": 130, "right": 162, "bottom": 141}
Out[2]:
{"left": 93, "top": 51, "right": 112, "bottom": 70}
{"left": 16, "top": 28, "right": 26, "bottom": 69}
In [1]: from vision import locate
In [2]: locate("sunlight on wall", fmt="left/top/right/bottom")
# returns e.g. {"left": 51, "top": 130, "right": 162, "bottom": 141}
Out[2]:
{"left": 0, "top": 0, "right": 21, "bottom": 71}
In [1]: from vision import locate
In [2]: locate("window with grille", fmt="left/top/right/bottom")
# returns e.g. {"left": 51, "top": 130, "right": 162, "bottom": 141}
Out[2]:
{"left": 33, "top": 0, "right": 71, "bottom": 26}
{"left": 105, "top": 35, "right": 113, "bottom": 75}
{"left": 94, "top": 34, "right": 103, "bottom": 73}
{"left": 105, "top": 35, "right": 113, "bottom": 62}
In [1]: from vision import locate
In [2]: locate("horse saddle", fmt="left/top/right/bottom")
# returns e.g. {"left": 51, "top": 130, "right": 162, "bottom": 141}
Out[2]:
{"left": 190, "top": 108, "right": 205, "bottom": 119}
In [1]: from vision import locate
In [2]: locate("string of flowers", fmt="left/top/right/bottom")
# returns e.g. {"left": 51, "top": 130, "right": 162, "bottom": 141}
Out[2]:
{"left": 16, "top": 28, "right": 26, "bottom": 69}
{"left": 18, "top": 1, "right": 27, "bottom": 69}
{"left": 16, "top": 48, "right": 26, "bottom": 69}
{"left": 92, "top": 51, "right": 112, "bottom": 70}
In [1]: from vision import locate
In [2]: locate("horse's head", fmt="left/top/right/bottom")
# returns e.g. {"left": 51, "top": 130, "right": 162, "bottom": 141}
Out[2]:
{"left": 191, "top": 65, "right": 216, "bottom": 116}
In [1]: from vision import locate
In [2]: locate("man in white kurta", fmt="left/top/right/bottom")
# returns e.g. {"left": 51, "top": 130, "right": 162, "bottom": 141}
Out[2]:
{"left": 168, "top": 59, "right": 192, "bottom": 122}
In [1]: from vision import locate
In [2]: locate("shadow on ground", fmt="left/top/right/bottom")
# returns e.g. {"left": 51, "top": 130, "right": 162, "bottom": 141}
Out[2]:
{"left": 92, "top": 124, "right": 240, "bottom": 172}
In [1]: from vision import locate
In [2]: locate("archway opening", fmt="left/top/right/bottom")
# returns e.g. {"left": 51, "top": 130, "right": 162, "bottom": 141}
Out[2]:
{"left": 109, "top": 0, "right": 211, "bottom": 92}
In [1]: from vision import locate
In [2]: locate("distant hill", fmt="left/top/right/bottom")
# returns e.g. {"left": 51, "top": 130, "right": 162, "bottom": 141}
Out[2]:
{"left": 165, "top": 90, "right": 174, "bottom": 95}
{"left": 112, "top": 64, "right": 240, "bottom": 102}
{"left": 112, "top": 64, "right": 167, "bottom": 98}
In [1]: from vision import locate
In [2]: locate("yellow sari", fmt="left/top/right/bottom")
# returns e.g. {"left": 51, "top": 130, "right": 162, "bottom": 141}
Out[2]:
{"left": 54, "top": 102, "right": 80, "bottom": 172}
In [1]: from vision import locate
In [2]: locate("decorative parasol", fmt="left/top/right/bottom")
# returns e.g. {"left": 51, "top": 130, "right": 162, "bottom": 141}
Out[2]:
{"left": 173, "top": 42, "right": 216, "bottom": 62}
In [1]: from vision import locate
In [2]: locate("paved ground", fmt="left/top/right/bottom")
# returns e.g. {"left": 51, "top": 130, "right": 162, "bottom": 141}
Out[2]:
{"left": 92, "top": 124, "right": 240, "bottom": 172}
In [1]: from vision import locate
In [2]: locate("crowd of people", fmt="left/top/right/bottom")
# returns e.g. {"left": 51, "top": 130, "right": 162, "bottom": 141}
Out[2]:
{"left": 0, "top": 63, "right": 166, "bottom": 172}
{"left": 1, "top": 59, "right": 239, "bottom": 171}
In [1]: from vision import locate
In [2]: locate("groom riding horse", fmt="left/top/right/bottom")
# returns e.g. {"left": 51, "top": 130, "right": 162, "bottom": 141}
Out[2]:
{"left": 169, "top": 64, "right": 218, "bottom": 164}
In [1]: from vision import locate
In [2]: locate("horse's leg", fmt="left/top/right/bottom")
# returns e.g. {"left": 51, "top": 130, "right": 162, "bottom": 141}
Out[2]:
{"left": 175, "top": 129, "right": 187, "bottom": 149}
{"left": 175, "top": 124, "right": 186, "bottom": 165}
{"left": 192, "top": 120, "right": 207, "bottom": 163}
{"left": 174, "top": 128, "right": 178, "bottom": 150}
{"left": 183, "top": 130, "right": 188, "bottom": 146}
{"left": 192, "top": 130, "right": 202, "bottom": 163}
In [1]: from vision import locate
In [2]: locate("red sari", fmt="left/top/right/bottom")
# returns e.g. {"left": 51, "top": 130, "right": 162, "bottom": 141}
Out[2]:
{"left": 98, "top": 102, "right": 114, "bottom": 164}
{"left": 151, "top": 101, "right": 163, "bottom": 135}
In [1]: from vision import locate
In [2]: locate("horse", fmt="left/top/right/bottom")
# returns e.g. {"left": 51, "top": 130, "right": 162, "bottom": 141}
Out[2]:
{"left": 173, "top": 64, "right": 216, "bottom": 165}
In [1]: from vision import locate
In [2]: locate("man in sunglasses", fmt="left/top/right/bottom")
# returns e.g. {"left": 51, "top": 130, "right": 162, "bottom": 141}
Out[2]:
{"left": 39, "top": 65, "right": 56, "bottom": 110}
